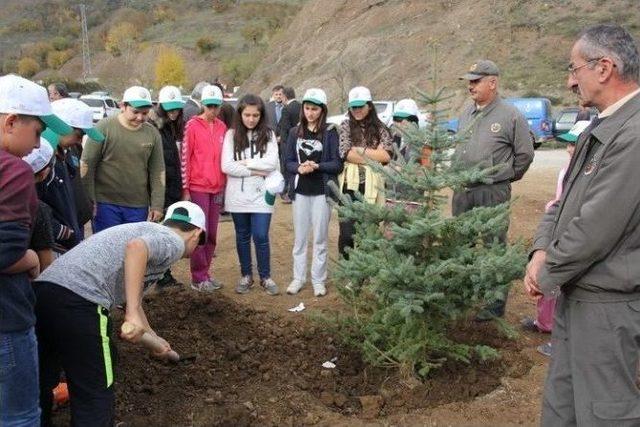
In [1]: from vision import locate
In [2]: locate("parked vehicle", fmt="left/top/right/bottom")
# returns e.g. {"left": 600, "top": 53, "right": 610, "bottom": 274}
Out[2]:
{"left": 79, "top": 93, "right": 119, "bottom": 122}
{"left": 553, "top": 107, "right": 597, "bottom": 137}
{"left": 504, "top": 97, "right": 553, "bottom": 148}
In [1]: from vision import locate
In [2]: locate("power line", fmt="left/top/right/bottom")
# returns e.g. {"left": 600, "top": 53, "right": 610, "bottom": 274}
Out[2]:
{"left": 79, "top": 4, "right": 92, "bottom": 81}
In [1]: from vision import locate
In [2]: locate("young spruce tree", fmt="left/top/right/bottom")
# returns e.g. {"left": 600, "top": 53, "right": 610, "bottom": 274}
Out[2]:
{"left": 331, "top": 79, "right": 527, "bottom": 378}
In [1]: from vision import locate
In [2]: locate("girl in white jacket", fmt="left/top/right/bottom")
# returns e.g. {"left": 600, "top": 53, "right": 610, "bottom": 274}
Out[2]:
{"left": 221, "top": 94, "right": 280, "bottom": 295}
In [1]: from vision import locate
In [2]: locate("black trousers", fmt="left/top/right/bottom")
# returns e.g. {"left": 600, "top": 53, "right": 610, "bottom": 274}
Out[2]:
{"left": 35, "top": 282, "right": 116, "bottom": 427}
{"left": 338, "top": 184, "right": 366, "bottom": 259}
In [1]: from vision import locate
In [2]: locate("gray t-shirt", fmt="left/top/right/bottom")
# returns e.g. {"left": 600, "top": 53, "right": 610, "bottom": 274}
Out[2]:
{"left": 36, "top": 222, "right": 185, "bottom": 310}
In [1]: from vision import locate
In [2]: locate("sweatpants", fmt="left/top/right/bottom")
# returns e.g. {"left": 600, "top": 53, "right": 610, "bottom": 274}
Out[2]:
{"left": 542, "top": 293, "right": 640, "bottom": 426}
{"left": 34, "top": 282, "right": 116, "bottom": 427}
{"left": 189, "top": 191, "right": 222, "bottom": 283}
{"left": 292, "top": 194, "right": 331, "bottom": 285}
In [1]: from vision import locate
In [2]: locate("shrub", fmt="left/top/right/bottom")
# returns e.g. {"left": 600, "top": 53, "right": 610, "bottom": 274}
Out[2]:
{"left": 17, "top": 57, "right": 40, "bottom": 77}
{"left": 46, "top": 49, "right": 74, "bottom": 70}
{"left": 240, "top": 24, "right": 265, "bottom": 46}
{"left": 221, "top": 54, "right": 259, "bottom": 86}
{"left": 105, "top": 22, "right": 139, "bottom": 57}
{"left": 155, "top": 46, "right": 188, "bottom": 89}
{"left": 196, "top": 37, "right": 220, "bottom": 54}
{"left": 51, "top": 36, "right": 71, "bottom": 51}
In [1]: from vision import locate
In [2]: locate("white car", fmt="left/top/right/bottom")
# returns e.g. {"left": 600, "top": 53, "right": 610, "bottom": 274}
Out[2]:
{"left": 79, "top": 94, "right": 119, "bottom": 123}
{"left": 327, "top": 101, "right": 428, "bottom": 128}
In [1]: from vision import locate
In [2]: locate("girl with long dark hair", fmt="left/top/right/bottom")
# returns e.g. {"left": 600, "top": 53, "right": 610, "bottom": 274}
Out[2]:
{"left": 284, "top": 88, "right": 342, "bottom": 296}
{"left": 337, "top": 86, "right": 393, "bottom": 258}
{"left": 221, "top": 94, "right": 280, "bottom": 296}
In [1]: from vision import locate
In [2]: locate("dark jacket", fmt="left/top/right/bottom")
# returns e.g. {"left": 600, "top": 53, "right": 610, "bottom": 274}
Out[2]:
{"left": 285, "top": 124, "right": 343, "bottom": 200}
{"left": 278, "top": 100, "right": 301, "bottom": 143}
{"left": 37, "top": 151, "right": 82, "bottom": 252}
{"left": 152, "top": 118, "right": 183, "bottom": 207}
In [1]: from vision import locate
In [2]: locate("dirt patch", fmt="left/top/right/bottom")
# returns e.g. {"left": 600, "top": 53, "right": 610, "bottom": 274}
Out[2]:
{"left": 111, "top": 291, "right": 530, "bottom": 426}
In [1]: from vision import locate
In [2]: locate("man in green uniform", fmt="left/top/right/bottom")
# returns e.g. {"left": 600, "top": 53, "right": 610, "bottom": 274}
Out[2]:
{"left": 526, "top": 24, "right": 640, "bottom": 426}
{"left": 453, "top": 59, "right": 534, "bottom": 319}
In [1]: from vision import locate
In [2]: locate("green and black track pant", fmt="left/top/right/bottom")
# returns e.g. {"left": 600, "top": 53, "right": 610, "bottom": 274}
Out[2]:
{"left": 35, "top": 282, "right": 116, "bottom": 427}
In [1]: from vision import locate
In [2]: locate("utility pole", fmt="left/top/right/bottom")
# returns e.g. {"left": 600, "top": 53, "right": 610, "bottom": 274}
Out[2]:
{"left": 80, "top": 4, "right": 92, "bottom": 82}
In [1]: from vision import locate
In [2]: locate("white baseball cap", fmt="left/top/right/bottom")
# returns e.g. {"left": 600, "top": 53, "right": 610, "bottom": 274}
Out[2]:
{"left": 51, "top": 98, "right": 105, "bottom": 142}
{"left": 393, "top": 99, "right": 419, "bottom": 119}
{"left": 302, "top": 88, "right": 327, "bottom": 106}
{"left": 200, "top": 85, "right": 223, "bottom": 106}
{"left": 0, "top": 74, "right": 73, "bottom": 136}
{"left": 164, "top": 201, "right": 207, "bottom": 245}
{"left": 122, "top": 86, "right": 153, "bottom": 109}
{"left": 158, "top": 85, "right": 185, "bottom": 111}
{"left": 348, "top": 86, "right": 372, "bottom": 108}
{"left": 22, "top": 137, "right": 54, "bottom": 173}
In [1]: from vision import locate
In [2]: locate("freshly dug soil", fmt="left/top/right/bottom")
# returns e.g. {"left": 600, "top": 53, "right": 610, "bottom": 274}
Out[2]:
{"left": 55, "top": 287, "right": 532, "bottom": 426}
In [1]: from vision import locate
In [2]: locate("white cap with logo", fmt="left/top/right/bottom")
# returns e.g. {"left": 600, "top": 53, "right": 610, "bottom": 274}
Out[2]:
{"left": 158, "top": 85, "right": 185, "bottom": 111}
{"left": 122, "top": 86, "right": 153, "bottom": 108}
{"left": 165, "top": 201, "right": 206, "bottom": 231}
{"left": 201, "top": 85, "right": 223, "bottom": 106}
{"left": 348, "top": 86, "right": 372, "bottom": 108}
{"left": 51, "top": 98, "right": 105, "bottom": 142}
{"left": 22, "top": 137, "right": 54, "bottom": 174}
{"left": 393, "top": 99, "right": 419, "bottom": 119}
{"left": 302, "top": 88, "right": 327, "bottom": 106}
{"left": 0, "top": 74, "right": 73, "bottom": 136}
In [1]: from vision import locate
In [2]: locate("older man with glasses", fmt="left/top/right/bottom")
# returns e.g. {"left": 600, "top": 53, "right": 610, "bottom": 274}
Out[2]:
{"left": 526, "top": 24, "right": 640, "bottom": 426}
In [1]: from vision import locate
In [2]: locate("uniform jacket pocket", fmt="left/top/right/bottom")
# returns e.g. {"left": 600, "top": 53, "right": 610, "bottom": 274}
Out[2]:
{"left": 593, "top": 399, "right": 640, "bottom": 420}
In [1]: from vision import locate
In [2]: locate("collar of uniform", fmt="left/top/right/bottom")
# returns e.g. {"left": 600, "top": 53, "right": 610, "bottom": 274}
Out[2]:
{"left": 591, "top": 91, "right": 640, "bottom": 146}
{"left": 473, "top": 96, "right": 500, "bottom": 115}
{"left": 598, "top": 87, "right": 640, "bottom": 118}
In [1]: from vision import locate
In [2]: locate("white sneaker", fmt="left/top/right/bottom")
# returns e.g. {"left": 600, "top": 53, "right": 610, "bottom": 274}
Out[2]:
{"left": 313, "top": 283, "right": 327, "bottom": 297}
{"left": 286, "top": 280, "right": 304, "bottom": 295}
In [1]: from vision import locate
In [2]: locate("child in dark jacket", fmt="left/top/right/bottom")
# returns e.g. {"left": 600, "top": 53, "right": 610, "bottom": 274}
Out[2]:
{"left": 285, "top": 88, "right": 343, "bottom": 297}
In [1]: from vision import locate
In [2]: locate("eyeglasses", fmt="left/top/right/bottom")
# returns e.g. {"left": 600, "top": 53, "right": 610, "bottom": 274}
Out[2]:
{"left": 567, "top": 58, "right": 602, "bottom": 76}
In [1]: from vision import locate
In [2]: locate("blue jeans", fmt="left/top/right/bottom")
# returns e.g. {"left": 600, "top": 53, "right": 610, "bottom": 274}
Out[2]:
{"left": 0, "top": 327, "right": 40, "bottom": 427}
{"left": 231, "top": 213, "right": 272, "bottom": 279}
{"left": 93, "top": 202, "right": 148, "bottom": 233}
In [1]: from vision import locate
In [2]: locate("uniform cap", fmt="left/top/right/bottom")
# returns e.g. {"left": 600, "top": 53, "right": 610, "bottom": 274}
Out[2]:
{"left": 459, "top": 60, "right": 500, "bottom": 80}
{"left": 51, "top": 98, "right": 105, "bottom": 142}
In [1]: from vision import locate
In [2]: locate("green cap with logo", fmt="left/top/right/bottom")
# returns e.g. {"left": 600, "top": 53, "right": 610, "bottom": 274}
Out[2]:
{"left": 459, "top": 60, "right": 500, "bottom": 80}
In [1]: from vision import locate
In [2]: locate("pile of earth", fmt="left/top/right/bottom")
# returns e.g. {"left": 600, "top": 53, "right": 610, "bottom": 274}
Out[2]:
{"left": 53, "top": 287, "right": 532, "bottom": 426}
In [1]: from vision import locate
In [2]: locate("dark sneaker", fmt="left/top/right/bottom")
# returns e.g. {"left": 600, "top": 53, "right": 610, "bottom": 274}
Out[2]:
{"left": 235, "top": 276, "right": 254, "bottom": 294}
{"left": 260, "top": 278, "right": 279, "bottom": 296}
{"left": 536, "top": 342, "right": 553, "bottom": 357}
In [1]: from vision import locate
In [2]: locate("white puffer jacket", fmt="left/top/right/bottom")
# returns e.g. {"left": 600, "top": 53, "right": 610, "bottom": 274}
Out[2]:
{"left": 221, "top": 129, "right": 279, "bottom": 213}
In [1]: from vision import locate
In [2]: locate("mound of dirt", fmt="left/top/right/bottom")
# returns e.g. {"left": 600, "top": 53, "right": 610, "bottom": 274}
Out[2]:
{"left": 54, "top": 287, "right": 532, "bottom": 426}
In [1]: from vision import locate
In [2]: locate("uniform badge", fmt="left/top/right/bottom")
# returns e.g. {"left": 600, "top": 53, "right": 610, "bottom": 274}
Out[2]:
{"left": 470, "top": 63, "right": 477, "bottom": 71}
{"left": 584, "top": 157, "right": 597, "bottom": 175}
{"left": 490, "top": 123, "right": 501, "bottom": 133}
{"left": 139, "top": 89, "right": 148, "bottom": 99}
{"left": 169, "top": 92, "right": 176, "bottom": 100}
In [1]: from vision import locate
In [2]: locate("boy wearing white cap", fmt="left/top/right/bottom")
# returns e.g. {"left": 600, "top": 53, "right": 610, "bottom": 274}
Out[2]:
{"left": 0, "top": 74, "right": 73, "bottom": 426}
{"left": 38, "top": 98, "right": 105, "bottom": 253}
{"left": 81, "top": 85, "right": 165, "bottom": 233}
{"left": 34, "top": 201, "right": 206, "bottom": 426}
